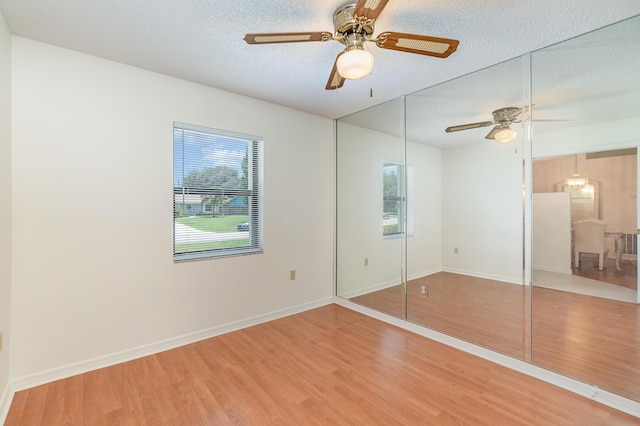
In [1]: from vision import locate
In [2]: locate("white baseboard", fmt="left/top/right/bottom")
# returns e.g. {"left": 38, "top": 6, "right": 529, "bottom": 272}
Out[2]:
{"left": 443, "top": 267, "right": 524, "bottom": 285}
{"left": 333, "top": 297, "right": 640, "bottom": 419}
{"left": 338, "top": 279, "right": 399, "bottom": 299}
{"left": 338, "top": 268, "right": 444, "bottom": 299}
{"left": 534, "top": 265, "right": 573, "bottom": 274}
{"left": 407, "top": 267, "right": 443, "bottom": 281}
{"left": 0, "top": 381, "right": 14, "bottom": 425}
{"left": 9, "top": 297, "right": 333, "bottom": 395}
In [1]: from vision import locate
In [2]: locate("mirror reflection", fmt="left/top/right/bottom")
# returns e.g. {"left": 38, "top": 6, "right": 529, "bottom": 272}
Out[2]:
{"left": 404, "top": 56, "right": 530, "bottom": 360}
{"left": 531, "top": 16, "right": 640, "bottom": 400}
{"left": 336, "top": 97, "right": 407, "bottom": 319}
{"left": 337, "top": 55, "right": 531, "bottom": 360}
{"left": 336, "top": 14, "right": 640, "bottom": 403}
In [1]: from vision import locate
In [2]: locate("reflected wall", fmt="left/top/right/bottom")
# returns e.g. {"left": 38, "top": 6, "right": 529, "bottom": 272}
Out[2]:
{"left": 336, "top": 15, "right": 640, "bottom": 403}
{"left": 336, "top": 97, "right": 407, "bottom": 318}
{"left": 405, "top": 57, "right": 530, "bottom": 360}
{"left": 337, "top": 55, "right": 531, "bottom": 360}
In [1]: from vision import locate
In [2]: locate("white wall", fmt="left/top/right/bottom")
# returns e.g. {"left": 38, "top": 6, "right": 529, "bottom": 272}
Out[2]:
{"left": 10, "top": 37, "right": 334, "bottom": 379}
{"left": 0, "top": 10, "right": 12, "bottom": 407}
{"left": 532, "top": 192, "right": 572, "bottom": 274}
{"left": 406, "top": 140, "right": 443, "bottom": 279}
{"left": 336, "top": 123, "right": 403, "bottom": 297}
{"left": 336, "top": 122, "right": 442, "bottom": 297}
{"left": 442, "top": 141, "right": 524, "bottom": 283}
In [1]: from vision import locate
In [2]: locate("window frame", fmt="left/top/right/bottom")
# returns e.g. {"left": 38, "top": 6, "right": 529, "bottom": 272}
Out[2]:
{"left": 173, "top": 122, "right": 263, "bottom": 262}
{"left": 382, "top": 161, "right": 414, "bottom": 238}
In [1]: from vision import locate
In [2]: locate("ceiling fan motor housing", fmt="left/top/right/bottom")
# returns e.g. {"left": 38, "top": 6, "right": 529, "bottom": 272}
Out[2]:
{"left": 493, "top": 107, "right": 521, "bottom": 124}
{"left": 333, "top": 2, "right": 374, "bottom": 42}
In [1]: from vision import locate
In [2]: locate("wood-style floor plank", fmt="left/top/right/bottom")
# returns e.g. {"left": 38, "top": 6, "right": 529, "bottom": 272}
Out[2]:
{"left": 6, "top": 304, "right": 639, "bottom": 425}
{"left": 351, "top": 271, "right": 640, "bottom": 403}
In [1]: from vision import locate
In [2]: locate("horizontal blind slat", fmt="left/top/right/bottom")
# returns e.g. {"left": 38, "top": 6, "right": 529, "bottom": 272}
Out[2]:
{"left": 173, "top": 123, "right": 262, "bottom": 261}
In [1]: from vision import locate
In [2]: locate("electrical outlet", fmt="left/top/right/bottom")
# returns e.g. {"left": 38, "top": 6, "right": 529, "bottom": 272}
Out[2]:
{"left": 290, "top": 270, "right": 296, "bottom": 280}
{"left": 420, "top": 284, "right": 428, "bottom": 298}
{"left": 454, "top": 247, "right": 459, "bottom": 254}
{"left": 364, "top": 258, "right": 369, "bottom": 266}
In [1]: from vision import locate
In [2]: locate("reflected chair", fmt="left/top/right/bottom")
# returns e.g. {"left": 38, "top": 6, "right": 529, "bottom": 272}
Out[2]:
{"left": 573, "top": 219, "right": 608, "bottom": 271}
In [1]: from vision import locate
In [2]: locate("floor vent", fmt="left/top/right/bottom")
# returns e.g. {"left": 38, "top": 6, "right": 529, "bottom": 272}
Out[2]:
{"left": 622, "top": 233, "right": 637, "bottom": 255}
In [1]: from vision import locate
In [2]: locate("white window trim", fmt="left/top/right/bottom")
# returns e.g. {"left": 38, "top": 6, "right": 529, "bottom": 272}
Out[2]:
{"left": 173, "top": 122, "right": 264, "bottom": 261}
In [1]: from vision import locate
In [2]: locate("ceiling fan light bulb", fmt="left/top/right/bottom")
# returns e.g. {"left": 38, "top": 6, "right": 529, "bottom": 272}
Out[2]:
{"left": 336, "top": 49, "right": 374, "bottom": 80}
{"left": 494, "top": 126, "right": 517, "bottom": 143}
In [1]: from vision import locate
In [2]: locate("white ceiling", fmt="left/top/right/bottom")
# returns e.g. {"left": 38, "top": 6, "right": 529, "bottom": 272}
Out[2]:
{"left": 1, "top": 0, "right": 640, "bottom": 121}
{"left": 340, "top": 14, "right": 640, "bottom": 149}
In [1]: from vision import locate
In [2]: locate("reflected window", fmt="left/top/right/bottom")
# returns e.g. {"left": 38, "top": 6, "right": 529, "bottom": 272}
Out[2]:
{"left": 383, "top": 162, "right": 413, "bottom": 236}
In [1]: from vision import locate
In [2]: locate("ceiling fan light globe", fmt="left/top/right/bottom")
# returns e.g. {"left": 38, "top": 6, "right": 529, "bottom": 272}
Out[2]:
{"left": 494, "top": 126, "right": 517, "bottom": 143}
{"left": 336, "top": 49, "right": 374, "bottom": 80}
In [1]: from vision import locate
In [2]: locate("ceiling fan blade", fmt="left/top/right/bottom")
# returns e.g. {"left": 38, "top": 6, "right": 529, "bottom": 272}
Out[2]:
{"left": 507, "top": 104, "right": 539, "bottom": 121}
{"left": 244, "top": 32, "right": 332, "bottom": 44}
{"left": 326, "top": 54, "right": 346, "bottom": 90}
{"left": 485, "top": 125, "right": 501, "bottom": 140}
{"left": 507, "top": 107, "right": 525, "bottom": 120}
{"left": 376, "top": 32, "right": 459, "bottom": 58}
{"left": 445, "top": 121, "right": 494, "bottom": 133}
{"left": 354, "top": 0, "right": 390, "bottom": 22}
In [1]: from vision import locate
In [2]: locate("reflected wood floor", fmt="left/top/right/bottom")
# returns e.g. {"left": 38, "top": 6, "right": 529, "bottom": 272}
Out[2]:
{"left": 532, "top": 287, "right": 640, "bottom": 398}
{"left": 573, "top": 255, "right": 637, "bottom": 290}
{"left": 6, "top": 304, "right": 639, "bottom": 425}
{"left": 351, "top": 272, "right": 640, "bottom": 401}
{"left": 352, "top": 273, "right": 530, "bottom": 359}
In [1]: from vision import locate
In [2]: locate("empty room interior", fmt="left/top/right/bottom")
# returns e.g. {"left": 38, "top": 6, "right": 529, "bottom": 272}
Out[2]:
{"left": 1, "top": 1, "right": 640, "bottom": 424}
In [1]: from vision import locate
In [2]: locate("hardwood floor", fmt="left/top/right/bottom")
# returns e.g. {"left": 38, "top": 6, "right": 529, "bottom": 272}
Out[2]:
{"left": 352, "top": 274, "right": 531, "bottom": 359}
{"left": 573, "top": 255, "right": 637, "bottom": 290}
{"left": 351, "top": 272, "right": 640, "bottom": 402}
{"left": 532, "top": 287, "right": 640, "bottom": 399}
{"left": 6, "top": 304, "right": 639, "bottom": 425}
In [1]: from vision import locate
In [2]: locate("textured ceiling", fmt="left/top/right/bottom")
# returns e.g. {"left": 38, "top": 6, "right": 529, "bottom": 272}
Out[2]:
{"left": 1, "top": 1, "right": 640, "bottom": 120}
{"left": 340, "top": 14, "right": 640, "bottom": 149}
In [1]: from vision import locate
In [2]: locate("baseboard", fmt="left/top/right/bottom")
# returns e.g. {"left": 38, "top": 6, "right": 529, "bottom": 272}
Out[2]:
{"left": 0, "top": 381, "right": 15, "bottom": 426}
{"left": 407, "top": 267, "right": 443, "bottom": 281}
{"left": 534, "top": 265, "right": 573, "bottom": 274}
{"left": 443, "top": 267, "right": 524, "bottom": 285}
{"left": 333, "top": 297, "right": 640, "bottom": 418}
{"left": 9, "top": 296, "right": 333, "bottom": 394}
{"left": 338, "top": 279, "right": 399, "bottom": 299}
{"left": 338, "top": 268, "right": 444, "bottom": 299}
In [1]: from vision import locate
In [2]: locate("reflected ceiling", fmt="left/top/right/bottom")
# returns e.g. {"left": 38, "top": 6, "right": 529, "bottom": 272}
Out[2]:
{"left": 340, "top": 16, "right": 640, "bottom": 149}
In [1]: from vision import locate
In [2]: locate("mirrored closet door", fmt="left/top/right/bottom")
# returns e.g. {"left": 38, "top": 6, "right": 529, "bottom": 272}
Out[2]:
{"left": 336, "top": 12, "right": 640, "bottom": 404}
{"left": 336, "top": 97, "right": 407, "bottom": 319}
{"left": 530, "top": 15, "right": 640, "bottom": 401}
{"left": 403, "top": 56, "right": 530, "bottom": 361}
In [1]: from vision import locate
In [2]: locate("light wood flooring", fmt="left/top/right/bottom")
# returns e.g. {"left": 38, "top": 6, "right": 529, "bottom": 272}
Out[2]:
{"left": 573, "top": 255, "right": 637, "bottom": 290}
{"left": 351, "top": 272, "right": 640, "bottom": 401}
{"left": 6, "top": 304, "right": 639, "bottom": 425}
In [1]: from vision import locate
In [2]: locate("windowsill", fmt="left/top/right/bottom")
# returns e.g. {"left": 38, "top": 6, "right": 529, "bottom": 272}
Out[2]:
{"left": 383, "top": 233, "right": 414, "bottom": 240}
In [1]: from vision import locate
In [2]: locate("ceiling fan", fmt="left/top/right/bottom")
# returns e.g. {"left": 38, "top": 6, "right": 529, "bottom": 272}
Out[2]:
{"left": 243, "top": 0, "right": 460, "bottom": 90}
{"left": 445, "top": 107, "right": 529, "bottom": 143}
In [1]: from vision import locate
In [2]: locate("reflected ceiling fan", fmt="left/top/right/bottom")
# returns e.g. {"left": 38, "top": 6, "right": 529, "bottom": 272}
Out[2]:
{"left": 445, "top": 106, "right": 529, "bottom": 143}
{"left": 243, "top": 0, "right": 460, "bottom": 90}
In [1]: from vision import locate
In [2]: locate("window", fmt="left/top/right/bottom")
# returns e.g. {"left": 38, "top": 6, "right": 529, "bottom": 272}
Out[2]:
{"left": 173, "top": 123, "right": 263, "bottom": 261}
{"left": 383, "top": 162, "right": 413, "bottom": 237}
{"left": 383, "top": 162, "right": 403, "bottom": 236}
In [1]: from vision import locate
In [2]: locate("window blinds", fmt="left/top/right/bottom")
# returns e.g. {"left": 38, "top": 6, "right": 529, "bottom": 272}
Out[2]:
{"left": 173, "top": 122, "right": 263, "bottom": 261}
